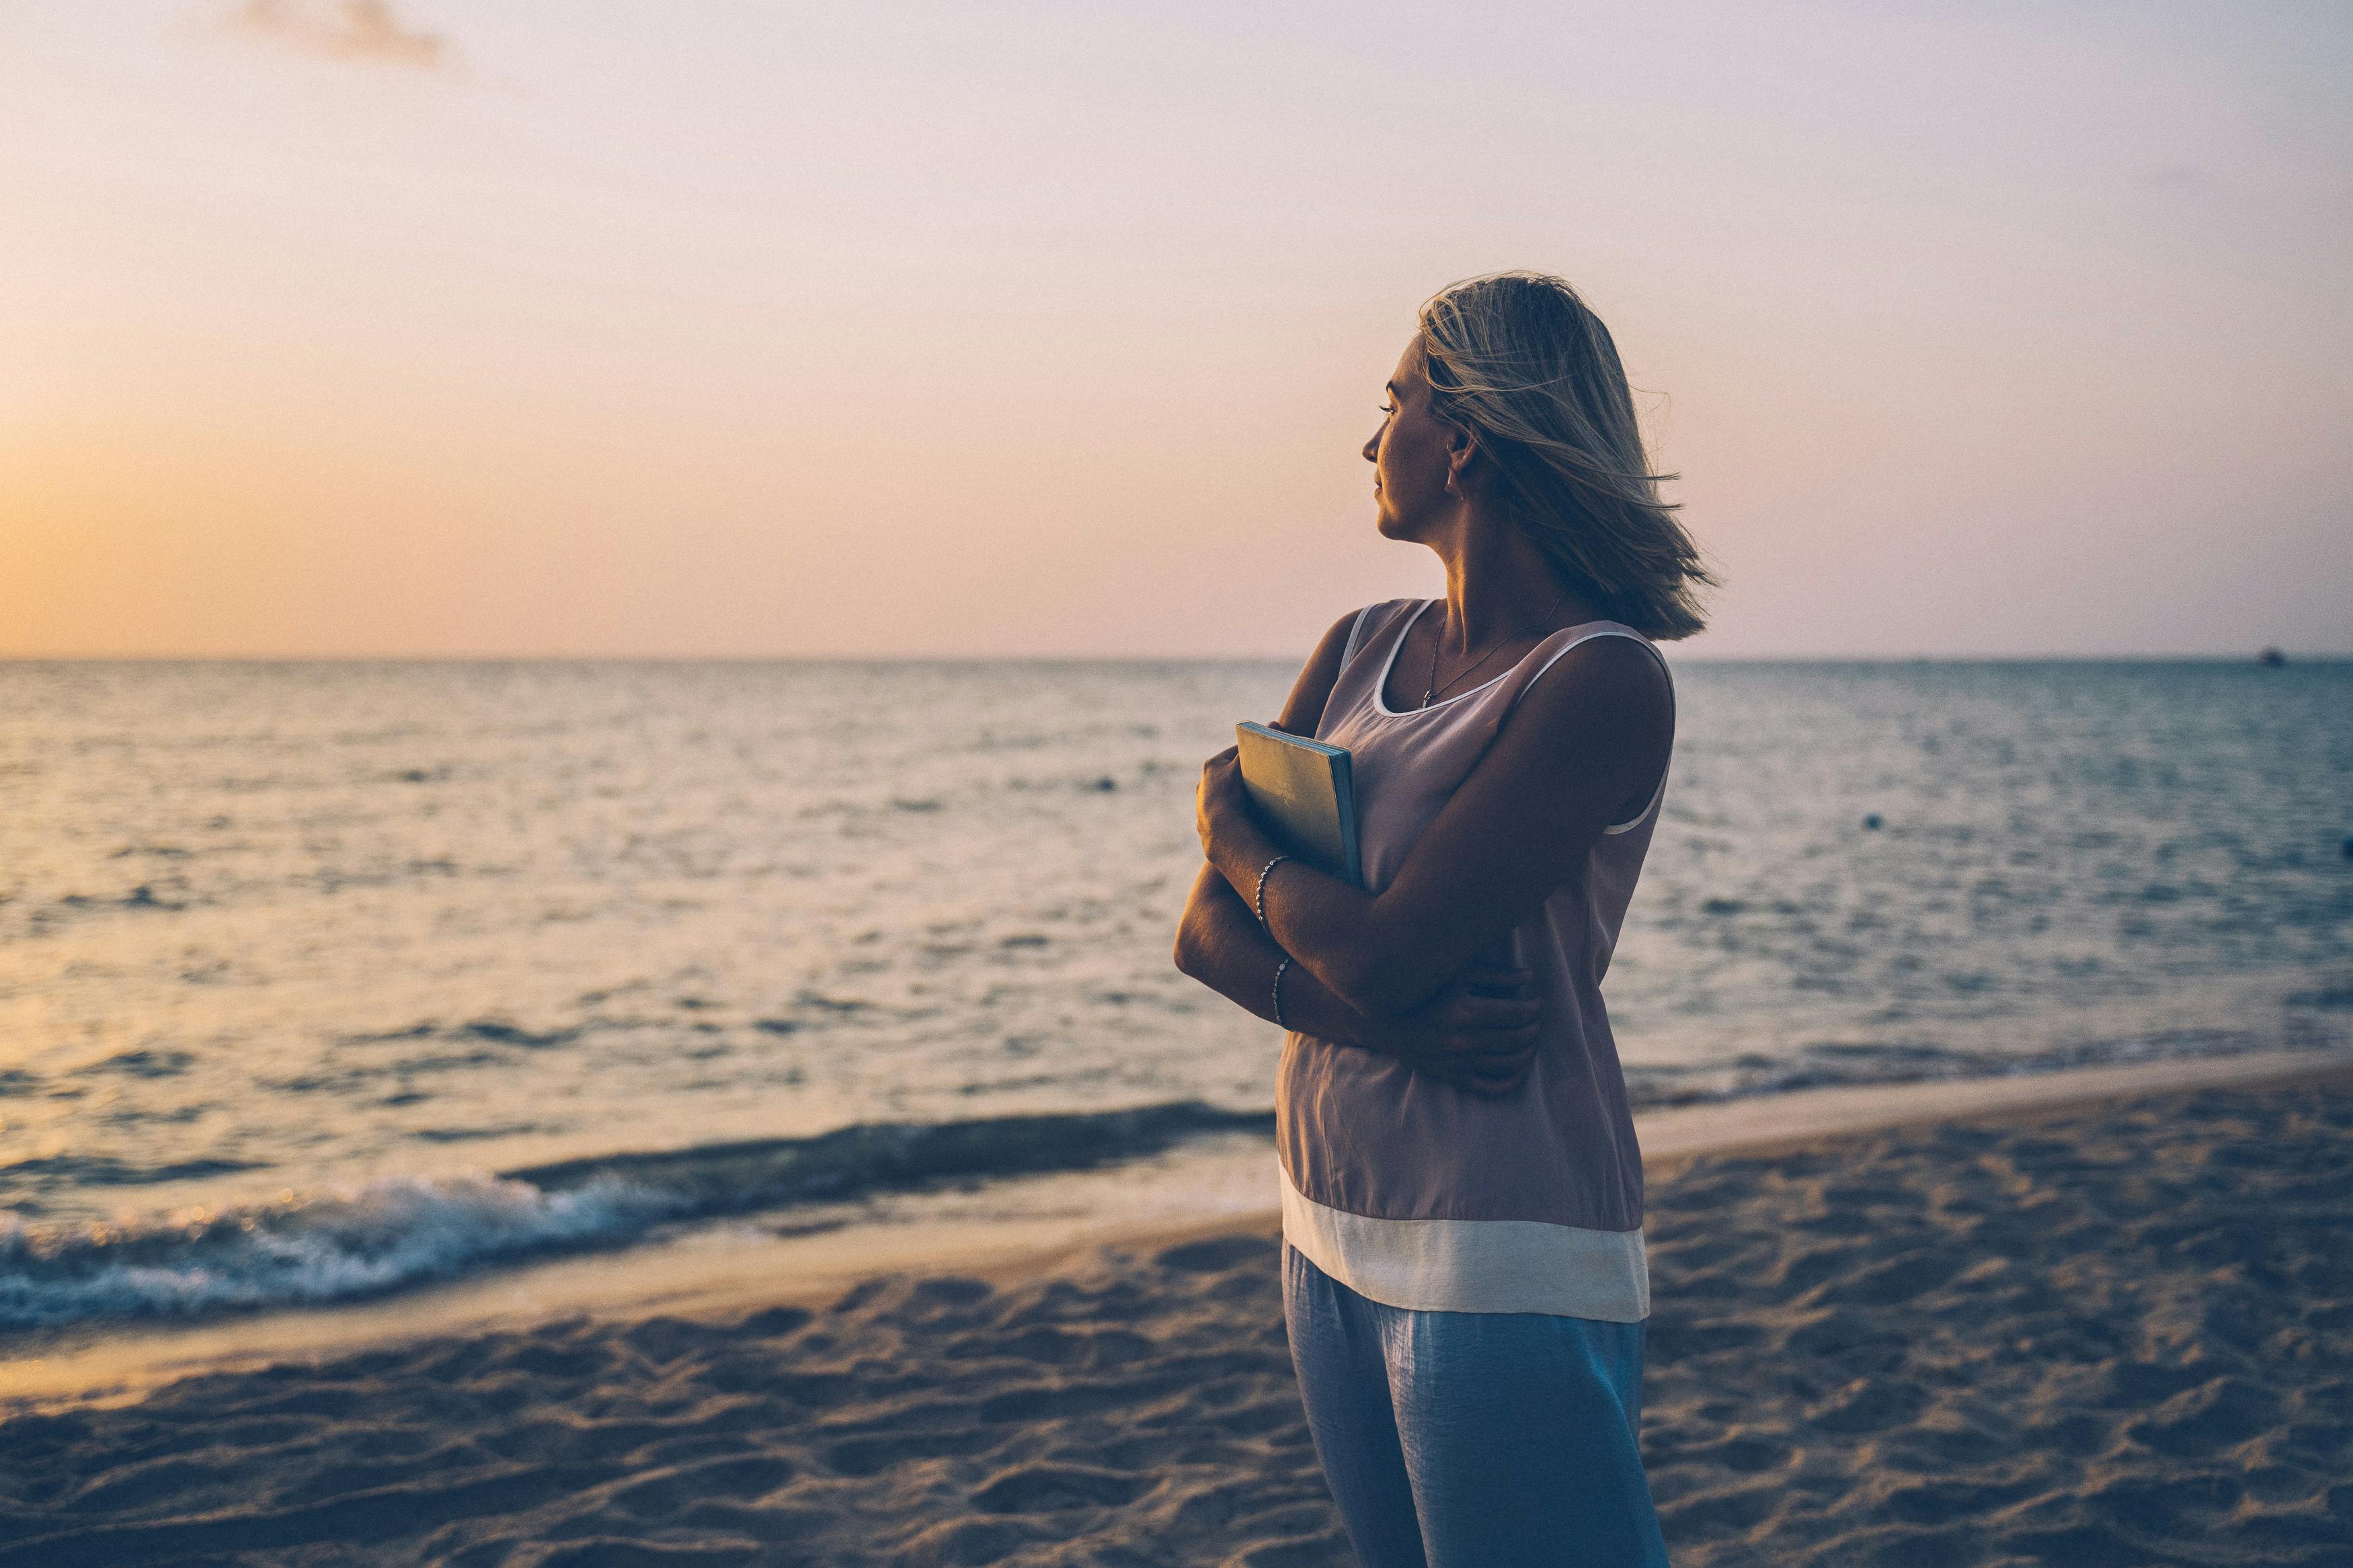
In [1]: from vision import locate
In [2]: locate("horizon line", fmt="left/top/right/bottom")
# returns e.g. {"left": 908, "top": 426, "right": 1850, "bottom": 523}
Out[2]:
{"left": 4, "top": 650, "right": 2347, "bottom": 666}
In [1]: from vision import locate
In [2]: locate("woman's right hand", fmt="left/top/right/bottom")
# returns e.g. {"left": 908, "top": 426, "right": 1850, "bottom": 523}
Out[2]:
{"left": 1367, "top": 966, "right": 1543, "bottom": 1097}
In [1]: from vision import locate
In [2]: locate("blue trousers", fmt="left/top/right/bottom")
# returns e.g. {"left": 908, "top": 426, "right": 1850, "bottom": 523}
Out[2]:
{"left": 1283, "top": 1243, "right": 1671, "bottom": 1568}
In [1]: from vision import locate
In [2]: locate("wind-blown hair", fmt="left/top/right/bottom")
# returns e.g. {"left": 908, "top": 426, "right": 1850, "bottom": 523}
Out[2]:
{"left": 1418, "top": 272, "right": 1712, "bottom": 640}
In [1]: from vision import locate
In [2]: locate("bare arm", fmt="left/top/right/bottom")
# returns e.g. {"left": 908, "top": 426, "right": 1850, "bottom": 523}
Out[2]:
{"left": 1171, "top": 611, "right": 1350, "bottom": 1014}
{"left": 1172, "top": 611, "right": 1545, "bottom": 1089}
{"left": 1174, "top": 861, "right": 1542, "bottom": 1091}
{"left": 1175, "top": 864, "right": 1371, "bottom": 1040}
{"left": 1196, "top": 634, "right": 1671, "bottom": 1018}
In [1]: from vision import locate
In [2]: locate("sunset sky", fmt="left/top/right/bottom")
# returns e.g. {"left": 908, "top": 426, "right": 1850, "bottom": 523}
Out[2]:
{"left": 5, "top": 1, "right": 2348, "bottom": 658}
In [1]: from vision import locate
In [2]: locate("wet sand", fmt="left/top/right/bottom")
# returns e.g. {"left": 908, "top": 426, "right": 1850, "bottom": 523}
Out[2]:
{"left": 3, "top": 1060, "right": 2348, "bottom": 1565}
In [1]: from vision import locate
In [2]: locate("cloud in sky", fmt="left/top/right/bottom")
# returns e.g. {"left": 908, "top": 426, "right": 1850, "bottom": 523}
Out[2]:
{"left": 229, "top": 0, "right": 450, "bottom": 69}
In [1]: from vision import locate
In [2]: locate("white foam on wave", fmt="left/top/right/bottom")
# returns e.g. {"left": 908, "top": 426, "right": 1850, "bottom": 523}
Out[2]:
{"left": 0, "top": 1171, "right": 688, "bottom": 1329}
{"left": 0, "top": 1100, "right": 1281, "bottom": 1332}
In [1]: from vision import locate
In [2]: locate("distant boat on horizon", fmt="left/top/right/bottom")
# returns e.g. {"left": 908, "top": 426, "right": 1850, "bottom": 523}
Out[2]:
{"left": 2258, "top": 647, "right": 2287, "bottom": 667}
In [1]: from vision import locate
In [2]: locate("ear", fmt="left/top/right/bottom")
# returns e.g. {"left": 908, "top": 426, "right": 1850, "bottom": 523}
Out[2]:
{"left": 1441, "top": 424, "right": 1479, "bottom": 496}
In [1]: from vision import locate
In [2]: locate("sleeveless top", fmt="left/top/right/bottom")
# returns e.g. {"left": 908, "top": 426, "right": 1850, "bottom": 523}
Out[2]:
{"left": 1275, "top": 598, "right": 1672, "bottom": 1321}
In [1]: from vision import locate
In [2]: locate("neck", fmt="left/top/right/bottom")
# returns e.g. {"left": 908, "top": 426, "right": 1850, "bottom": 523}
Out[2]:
{"left": 1427, "top": 502, "right": 1600, "bottom": 650}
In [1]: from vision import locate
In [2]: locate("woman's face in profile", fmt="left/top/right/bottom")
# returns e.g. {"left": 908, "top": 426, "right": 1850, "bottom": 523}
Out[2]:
{"left": 1363, "top": 335, "right": 1460, "bottom": 542}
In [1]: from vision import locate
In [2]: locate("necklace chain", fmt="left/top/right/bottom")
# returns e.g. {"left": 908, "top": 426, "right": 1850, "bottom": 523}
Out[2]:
{"left": 1421, "top": 589, "right": 1570, "bottom": 708}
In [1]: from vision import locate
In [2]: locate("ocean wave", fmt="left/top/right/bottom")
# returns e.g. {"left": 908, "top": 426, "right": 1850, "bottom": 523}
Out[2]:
{"left": 7, "top": 1033, "right": 2339, "bottom": 1334}
{"left": 0, "top": 1102, "right": 1271, "bottom": 1332}
{"left": 0, "top": 1173, "right": 682, "bottom": 1331}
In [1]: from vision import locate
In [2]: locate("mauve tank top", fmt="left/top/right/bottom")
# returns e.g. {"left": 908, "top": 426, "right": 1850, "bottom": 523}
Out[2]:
{"left": 1275, "top": 598, "right": 1671, "bottom": 1321}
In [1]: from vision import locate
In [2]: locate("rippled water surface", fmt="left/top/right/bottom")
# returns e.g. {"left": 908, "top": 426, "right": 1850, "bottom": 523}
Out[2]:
{"left": 3, "top": 657, "right": 2347, "bottom": 1329}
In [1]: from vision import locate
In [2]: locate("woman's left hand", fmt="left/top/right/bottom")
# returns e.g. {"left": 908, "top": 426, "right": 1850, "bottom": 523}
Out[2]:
{"left": 1195, "top": 745, "right": 1259, "bottom": 866}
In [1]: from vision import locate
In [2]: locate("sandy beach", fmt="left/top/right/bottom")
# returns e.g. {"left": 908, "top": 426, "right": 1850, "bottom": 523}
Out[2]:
{"left": 3, "top": 1055, "right": 2348, "bottom": 1567}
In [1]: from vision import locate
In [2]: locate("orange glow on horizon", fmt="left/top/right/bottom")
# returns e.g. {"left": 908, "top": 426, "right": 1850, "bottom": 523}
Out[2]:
{"left": 5, "top": 4, "right": 2348, "bottom": 658}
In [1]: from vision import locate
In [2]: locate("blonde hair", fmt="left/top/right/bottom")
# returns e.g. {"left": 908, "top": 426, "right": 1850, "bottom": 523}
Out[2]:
{"left": 1418, "top": 272, "right": 1712, "bottom": 640}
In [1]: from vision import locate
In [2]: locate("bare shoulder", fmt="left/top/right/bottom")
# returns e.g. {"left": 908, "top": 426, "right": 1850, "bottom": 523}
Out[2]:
{"left": 1273, "top": 610, "right": 1366, "bottom": 735}
{"left": 1506, "top": 633, "right": 1673, "bottom": 756}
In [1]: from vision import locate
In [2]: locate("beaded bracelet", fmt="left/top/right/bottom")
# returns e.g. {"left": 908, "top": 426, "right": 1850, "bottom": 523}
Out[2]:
{"left": 1271, "top": 955, "right": 1292, "bottom": 1030}
{"left": 1254, "top": 853, "right": 1291, "bottom": 928}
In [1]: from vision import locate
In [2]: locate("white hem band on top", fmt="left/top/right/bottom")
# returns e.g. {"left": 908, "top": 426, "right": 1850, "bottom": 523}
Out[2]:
{"left": 1278, "top": 1159, "right": 1651, "bottom": 1323}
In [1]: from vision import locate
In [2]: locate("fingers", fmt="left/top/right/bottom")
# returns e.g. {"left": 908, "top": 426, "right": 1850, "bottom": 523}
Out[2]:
{"left": 1401, "top": 965, "right": 1545, "bottom": 1096}
{"left": 1421, "top": 1027, "right": 1538, "bottom": 1095}
{"left": 1435, "top": 994, "right": 1540, "bottom": 1053}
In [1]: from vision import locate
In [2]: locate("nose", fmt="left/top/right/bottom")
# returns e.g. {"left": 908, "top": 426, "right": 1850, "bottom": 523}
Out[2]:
{"left": 1362, "top": 431, "right": 1378, "bottom": 462}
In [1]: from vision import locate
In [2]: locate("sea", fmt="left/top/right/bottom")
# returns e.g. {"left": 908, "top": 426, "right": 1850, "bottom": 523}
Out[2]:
{"left": 3, "top": 657, "right": 2348, "bottom": 1341}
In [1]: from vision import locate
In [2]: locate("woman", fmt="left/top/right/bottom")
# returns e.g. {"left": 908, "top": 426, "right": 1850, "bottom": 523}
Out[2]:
{"left": 1174, "top": 271, "right": 1708, "bottom": 1567}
